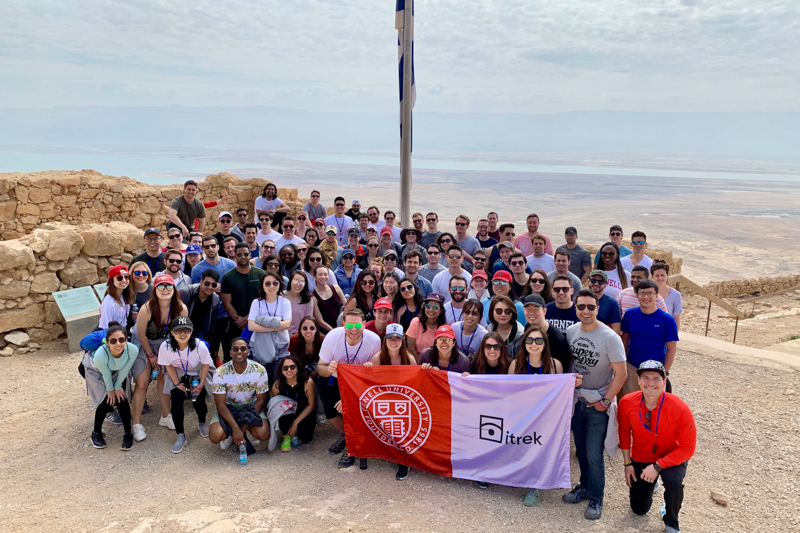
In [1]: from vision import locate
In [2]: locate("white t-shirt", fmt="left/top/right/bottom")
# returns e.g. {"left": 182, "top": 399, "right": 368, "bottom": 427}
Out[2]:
{"left": 526, "top": 253, "right": 555, "bottom": 274}
{"left": 273, "top": 235, "right": 305, "bottom": 251}
{"left": 255, "top": 229, "right": 282, "bottom": 245}
{"left": 324, "top": 215, "right": 354, "bottom": 246}
{"left": 319, "top": 327, "right": 382, "bottom": 376}
{"left": 444, "top": 302, "right": 465, "bottom": 325}
{"left": 248, "top": 296, "right": 293, "bottom": 345}
{"left": 603, "top": 268, "right": 632, "bottom": 300}
{"left": 99, "top": 295, "right": 130, "bottom": 330}
{"left": 254, "top": 197, "right": 285, "bottom": 224}
{"left": 621, "top": 254, "right": 654, "bottom": 273}
{"left": 389, "top": 225, "right": 402, "bottom": 243}
{"left": 158, "top": 341, "right": 214, "bottom": 376}
{"left": 431, "top": 269, "right": 473, "bottom": 304}
{"left": 451, "top": 321, "right": 488, "bottom": 356}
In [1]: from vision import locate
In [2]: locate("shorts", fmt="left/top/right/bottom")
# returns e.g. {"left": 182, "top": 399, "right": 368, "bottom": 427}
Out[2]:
{"left": 210, "top": 411, "right": 267, "bottom": 425}
{"left": 317, "top": 375, "right": 342, "bottom": 419}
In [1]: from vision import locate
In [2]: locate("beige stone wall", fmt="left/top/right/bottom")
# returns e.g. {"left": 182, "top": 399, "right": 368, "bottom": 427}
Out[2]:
{"left": 706, "top": 275, "right": 800, "bottom": 299}
{"left": 0, "top": 170, "right": 308, "bottom": 240}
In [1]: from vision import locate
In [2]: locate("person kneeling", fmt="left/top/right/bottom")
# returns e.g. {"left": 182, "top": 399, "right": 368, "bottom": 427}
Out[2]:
{"left": 209, "top": 338, "right": 271, "bottom": 454}
{"left": 271, "top": 355, "right": 317, "bottom": 451}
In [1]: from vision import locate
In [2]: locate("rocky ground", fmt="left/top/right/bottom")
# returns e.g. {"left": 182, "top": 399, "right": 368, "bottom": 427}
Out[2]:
{"left": 1, "top": 331, "right": 799, "bottom": 533}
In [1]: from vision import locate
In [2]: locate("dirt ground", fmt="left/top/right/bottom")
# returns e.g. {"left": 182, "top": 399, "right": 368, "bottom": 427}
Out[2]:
{"left": 1, "top": 335, "right": 799, "bottom": 533}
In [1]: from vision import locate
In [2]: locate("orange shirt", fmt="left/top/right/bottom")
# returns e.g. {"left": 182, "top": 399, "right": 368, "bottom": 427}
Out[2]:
{"left": 618, "top": 391, "right": 696, "bottom": 468}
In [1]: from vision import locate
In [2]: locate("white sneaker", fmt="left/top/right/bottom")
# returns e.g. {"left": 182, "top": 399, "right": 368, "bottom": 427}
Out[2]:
{"left": 132, "top": 424, "right": 147, "bottom": 442}
{"left": 159, "top": 414, "right": 175, "bottom": 430}
{"left": 219, "top": 436, "right": 233, "bottom": 450}
{"left": 316, "top": 414, "right": 327, "bottom": 427}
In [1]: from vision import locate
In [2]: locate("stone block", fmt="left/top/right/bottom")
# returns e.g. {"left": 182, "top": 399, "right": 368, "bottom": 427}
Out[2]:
{"left": 16, "top": 203, "right": 40, "bottom": 216}
{"left": 45, "top": 301, "right": 63, "bottom": 323}
{"left": 54, "top": 195, "right": 77, "bottom": 207}
{"left": 5, "top": 331, "right": 30, "bottom": 346}
{"left": 31, "top": 225, "right": 85, "bottom": 261}
{"left": 0, "top": 280, "right": 31, "bottom": 299}
{"left": 15, "top": 185, "right": 29, "bottom": 203}
{"left": 105, "top": 221, "right": 144, "bottom": 252}
{"left": 79, "top": 226, "right": 126, "bottom": 256}
{"left": 31, "top": 272, "right": 61, "bottom": 293}
{"left": 28, "top": 188, "right": 52, "bottom": 204}
{"left": 0, "top": 239, "right": 36, "bottom": 271}
{"left": 0, "top": 200, "right": 16, "bottom": 220}
{"left": 0, "top": 304, "right": 45, "bottom": 334}
{"left": 56, "top": 176, "right": 82, "bottom": 187}
{"left": 26, "top": 328, "right": 53, "bottom": 344}
{"left": 58, "top": 256, "right": 99, "bottom": 287}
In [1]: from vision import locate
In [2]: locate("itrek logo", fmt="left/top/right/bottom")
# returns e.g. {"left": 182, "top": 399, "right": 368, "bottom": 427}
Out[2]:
{"left": 359, "top": 385, "right": 432, "bottom": 454}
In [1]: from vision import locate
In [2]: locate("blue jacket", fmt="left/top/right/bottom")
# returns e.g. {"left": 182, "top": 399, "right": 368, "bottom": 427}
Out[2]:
{"left": 334, "top": 265, "right": 362, "bottom": 298}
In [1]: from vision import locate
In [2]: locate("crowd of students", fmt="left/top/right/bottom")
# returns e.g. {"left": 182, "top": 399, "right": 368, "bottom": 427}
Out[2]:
{"left": 82, "top": 181, "right": 695, "bottom": 532}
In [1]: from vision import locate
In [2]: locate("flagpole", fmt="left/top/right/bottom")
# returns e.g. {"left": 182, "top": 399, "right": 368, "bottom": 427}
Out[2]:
{"left": 399, "top": 0, "right": 413, "bottom": 229}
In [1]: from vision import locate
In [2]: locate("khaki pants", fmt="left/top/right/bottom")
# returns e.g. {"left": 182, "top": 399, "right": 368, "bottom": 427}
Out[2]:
{"left": 617, "top": 362, "right": 640, "bottom": 402}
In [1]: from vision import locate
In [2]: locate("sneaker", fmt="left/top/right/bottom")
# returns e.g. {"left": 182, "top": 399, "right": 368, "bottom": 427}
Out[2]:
{"left": 328, "top": 434, "right": 346, "bottom": 455}
{"left": 475, "top": 481, "right": 490, "bottom": 490}
{"left": 142, "top": 401, "right": 150, "bottom": 414}
{"left": 281, "top": 435, "right": 292, "bottom": 452}
{"left": 316, "top": 414, "right": 327, "bottom": 427}
{"left": 654, "top": 478, "right": 660, "bottom": 492}
{"left": 91, "top": 431, "right": 107, "bottom": 449}
{"left": 584, "top": 499, "right": 603, "bottom": 520}
{"left": 291, "top": 436, "right": 300, "bottom": 448}
{"left": 121, "top": 432, "right": 133, "bottom": 451}
{"left": 396, "top": 464, "right": 409, "bottom": 481}
{"left": 523, "top": 488, "right": 540, "bottom": 507}
{"left": 132, "top": 424, "right": 147, "bottom": 442}
{"left": 359, "top": 458, "right": 368, "bottom": 470}
{"left": 665, "top": 526, "right": 680, "bottom": 533}
{"left": 198, "top": 423, "right": 209, "bottom": 438}
{"left": 562, "top": 485, "right": 590, "bottom": 504}
{"left": 159, "top": 414, "right": 176, "bottom": 430}
{"left": 105, "top": 410, "right": 123, "bottom": 425}
{"left": 250, "top": 437, "right": 261, "bottom": 446}
{"left": 338, "top": 448, "right": 355, "bottom": 468}
{"left": 172, "top": 433, "right": 186, "bottom": 454}
{"left": 219, "top": 436, "right": 233, "bottom": 450}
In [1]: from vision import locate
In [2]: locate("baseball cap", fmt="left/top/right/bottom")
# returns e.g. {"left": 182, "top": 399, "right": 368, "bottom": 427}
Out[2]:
{"left": 352, "top": 199, "right": 361, "bottom": 206}
{"left": 636, "top": 360, "right": 666, "bottom": 378}
{"left": 325, "top": 225, "right": 338, "bottom": 235}
{"left": 341, "top": 248, "right": 356, "bottom": 258}
{"left": 218, "top": 211, "right": 232, "bottom": 220}
{"left": 153, "top": 274, "right": 176, "bottom": 287}
{"left": 565, "top": 226, "right": 578, "bottom": 235}
{"left": 434, "top": 325, "right": 456, "bottom": 340}
{"left": 144, "top": 227, "right": 161, "bottom": 237}
{"left": 347, "top": 227, "right": 361, "bottom": 237}
{"left": 492, "top": 270, "right": 513, "bottom": 283}
{"left": 383, "top": 249, "right": 398, "bottom": 259}
{"left": 498, "top": 242, "right": 514, "bottom": 250}
{"left": 107, "top": 265, "right": 129, "bottom": 279}
{"left": 424, "top": 293, "right": 445, "bottom": 304}
{"left": 367, "top": 224, "right": 378, "bottom": 232}
{"left": 610, "top": 225, "right": 623, "bottom": 234}
{"left": 384, "top": 323, "right": 404, "bottom": 339}
{"left": 186, "top": 244, "right": 203, "bottom": 256}
{"left": 313, "top": 218, "right": 325, "bottom": 226}
{"left": 471, "top": 269, "right": 488, "bottom": 281}
{"left": 170, "top": 316, "right": 194, "bottom": 331}
{"left": 589, "top": 269, "right": 608, "bottom": 281}
{"left": 521, "top": 294, "right": 546, "bottom": 307}
{"left": 380, "top": 226, "right": 393, "bottom": 237}
{"left": 374, "top": 298, "right": 393, "bottom": 311}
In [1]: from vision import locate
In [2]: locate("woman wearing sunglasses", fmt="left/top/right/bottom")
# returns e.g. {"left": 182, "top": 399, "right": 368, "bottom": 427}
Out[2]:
{"left": 303, "top": 247, "right": 337, "bottom": 294}
{"left": 343, "top": 270, "right": 380, "bottom": 322}
{"left": 522, "top": 268, "right": 554, "bottom": 303}
{"left": 82, "top": 321, "right": 138, "bottom": 451}
{"left": 597, "top": 242, "right": 631, "bottom": 300}
{"left": 312, "top": 266, "right": 346, "bottom": 332}
{"left": 127, "top": 262, "right": 153, "bottom": 326}
{"left": 163, "top": 228, "right": 189, "bottom": 252}
{"left": 295, "top": 213, "right": 312, "bottom": 239}
{"left": 451, "top": 299, "right": 488, "bottom": 356}
{"left": 406, "top": 293, "right": 447, "bottom": 357}
{"left": 288, "top": 315, "right": 327, "bottom": 426}
{"left": 486, "top": 296, "right": 525, "bottom": 358}
{"left": 393, "top": 279, "right": 422, "bottom": 331}
{"left": 304, "top": 228, "right": 320, "bottom": 247}
{"left": 284, "top": 270, "right": 319, "bottom": 336}
{"left": 131, "top": 274, "right": 188, "bottom": 442}
{"left": 419, "top": 325, "right": 470, "bottom": 373}
{"left": 272, "top": 354, "right": 317, "bottom": 451}
{"left": 436, "top": 232, "right": 456, "bottom": 255}
{"left": 248, "top": 272, "right": 292, "bottom": 385}
{"left": 483, "top": 271, "right": 526, "bottom": 327}
{"left": 466, "top": 332, "right": 511, "bottom": 375}
{"left": 358, "top": 235, "right": 381, "bottom": 269}
{"left": 158, "top": 316, "right": 214, "bottom": 454}
{"left": 256, "top": 253, "right": 289, "bottom": 287}
{"left": 99, "top": 265, "right": 136, "bottom": 330}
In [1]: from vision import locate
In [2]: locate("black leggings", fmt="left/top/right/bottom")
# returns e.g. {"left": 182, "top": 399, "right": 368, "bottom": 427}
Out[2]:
{"left": 278, "top": 412, "right": 315, "bottom": 444}
{"left": 94, "top": 398, "right": 132, "bottom": 433}
{"left": 170, "top": 387, "right": 208, "bottom": 435}
{"left": 629, "top": 460, "right": 687, "bottom": 530}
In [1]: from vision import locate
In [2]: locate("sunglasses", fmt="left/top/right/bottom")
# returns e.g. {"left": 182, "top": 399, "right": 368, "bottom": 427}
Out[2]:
{"left": 345, "top": 323, "right": 363, "bottom": 330}
{"left": 456, "top": 222, "right": 468, "bottom": 227}
{"left": 632, "top": 240, "right": 646, "bottom": 246}
{"left": 266, "top": 261, "right": 280, "bottom": 267}
{"left": 426, "top": 218, "right": 436, "bottom": 223}
{"left": 450, "top": 286, "right": 466, "bottom": 292}
{"left": 448, "top": 255, "right": 462, "bottom": 260}
{"left": 230, "top": 346, "right": 249, "bottom": 352}
{"left": 283, "top": 225, "right": 294, "bottom": 230}
{"left": 524, "top": 337, "right": 545, "bottom": 345}
{"left": 263, "top": 281, "right": 280, "bottom": 287}
{"left": 202, "top": 281, "right": 218, "bottom": 288}
{"left": 236, "top": 252, "right": 250, "bottom": 258}
{"left": 427, "top": 250, "right": 440, "bottom": 255}
{"left": 282, "top": 364, "right": 298, "bottom": 371}
{"left": 494, "top": 308, "right": 514, "bottom": 315}
{"left": 385, "top": 256, "right": 397, "bottom": 261}
{"left": 297, "top": 248, "right": 308, "bottom": 253}
{"left": 335, "top": 203, "right": 345, "bottom": 207}
{"left": 308, "top": 256, "right": 323, "bottom": 262}
{"left": 301, "top": 325, "right": 317, "bottom": 331}
{"left": 424, "top": 304, "right": 441, "bottom": 311}
{"left": 260, "top": 218, "right": 270, "bottom": 222}
{"left": 280, "top": 252, "right": 294, "bottom": 257}
{"left": 463, "top": 310, "right": 481, "bottom": 317}
{"left": 440, "top": 239, "right": 453, "bottom": 244}
{"left": 343, "top": 255, "right": 355, "bottom": 260}
{"left": 167, "top": 258, "right": 182, "bottom": 264}
{"left": 474, "top": 257, "right": 485, "bottom": 262}
{"left": 576, "top": 304, "right": 597, "bottom": 311}
{"left": 314, "top": 222, "right": 324, "bottom": 227}
{"left": 400, "top": 285, "right": 414, "bottom": 292}
{"left": 553, "top": 286, "right": 571, "bottom": 293}
{"left": 202, "top": 244, "right": 217, "bottom": 249}
{"left": 115, "top": 275, "right": 130, "bottom": 282}
{"left": 510, "top": 260, "right": 525, "bottom": 266}
{"left": 238, "top": 212, "right": 248, "bottom": 217}
{"left": 262, "top": 245, "right": 275, "bottom": 250}
{"left": 311, "top": 194, "right": 320, "bottom": 198}
{"left": 610, "top": 232, "right": 622, "bottom": 237}
{"left": 156, "top": 284, "right": 174, "bottom": 291}
{"left": 361, "top": 280, "right": 375, "bottom": 286}
{"left": 600, "top": 251, "right": 616, "bottom": 256}
{"left": 530, "top": 278, "right": 545, "bottom": 284}
{"left": 297, "top": 216, "right": 307, "bottom": 221}
{"left": 107, "top": 337, "right": 126, "bottom": 345}
{"left": 588, "top": 278, "right": 607, "bottom": 285}
{"left": 492, "top": 280, "right": 509, "bottom": 286}
{"left": 367, "top": 244, "right": 379, "bottom": 248}
{"left": 168, "top": 234, "right": 182, "bottom": 239}
{"left": 484, "top": 343, "right": 501, "bottom": 351}
{"left": 219, "top": 218, "right": 232, "bottom": 223}
{"left": 173, "top": 328, "right": 192, "bottom": 335}
{"left": 505, "top": 232, "right": 516, "bottom": 237}
{"left": 326, "top": 231, "right": 336, "bottom": 236}
{"left": 132, "top": 270, "right": 148, "bottom": 277}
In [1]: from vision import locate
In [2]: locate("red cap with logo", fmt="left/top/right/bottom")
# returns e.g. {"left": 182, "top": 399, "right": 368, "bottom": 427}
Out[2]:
{"left": 434, "top": 325, "right": 456, "bottom": 340}
{"left": 472, "top": 269, "right": 488, "bottom": 280}
{"left": 492, "top": 270, "right": 513, "bottom": 282}
{"left": 373, "top": 298, "right": 393, "bottom": 311}
{"left": 152, "top": 274, "right": 176, "bottom": 287}
{"left": 107, "top": 265, "right": 129, "bottom": 280}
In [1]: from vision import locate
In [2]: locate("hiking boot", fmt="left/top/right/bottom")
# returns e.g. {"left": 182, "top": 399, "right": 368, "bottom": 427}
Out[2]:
{"left": 281, "top": 435, "right": 292, "bottom": 452}
{"left": 91, "top": 431, "right": 107, "bottom": 449}
{"left": 523, "top": 488, "right": 540, "bottom": 507}
{"left": 105, "top": 409, "right": 123, "bottom": 425}
{"left": 562, "top": 485, "right": 590, "bottom": 504}
{"left": 585, "top": 499, "right": 603, "bottom": 520}
{"left": 159, "top": 414, "right": 175, "bottom": 430}
{"left": 338, "top": 448, "right": 355, "bottom": 468}
{"left": 121, "top": 432, "right": 134, "bottom": 451}
{"left": 328, "top": 433, "right": 346, "bottom": 455}
{"left": 132, "top": 424, "right": 147, "bottom": 442}
{"left": 359, "top": 458, "right": 368, "bottom": 470}
{"left": 198, "top": 423, "right": 209, "bottom": 438}
{"left": 172, "top": 433, "right": 187, "bottom": 454}
{"left": 396, "top": 464, "right": 409, "bottom": 481}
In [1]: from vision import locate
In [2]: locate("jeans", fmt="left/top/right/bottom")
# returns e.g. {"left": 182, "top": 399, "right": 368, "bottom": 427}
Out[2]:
{"left": 630, "top": 460, "right": 687, "bottom": 530}
{"left": 571, "top": 401, "right": 609, "bottom": 503}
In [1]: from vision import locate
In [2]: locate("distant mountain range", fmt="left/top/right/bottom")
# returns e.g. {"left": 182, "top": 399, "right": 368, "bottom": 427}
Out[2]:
{"left": 1, "top": 106, "right": 797, "bottom": 159}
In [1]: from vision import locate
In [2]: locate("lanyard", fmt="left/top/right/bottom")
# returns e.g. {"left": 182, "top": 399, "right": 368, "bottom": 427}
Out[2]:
{"left": 459, "top": 325, "right": 478, "bottom": 354}
{"left": 146, "top": 253, "right": 161, "bottom": 276}
{"left": 405, "top": 303, "right": 418, "bottom": 319}
{"left": 177, "top": 347, "right": 189, "bottom": 374}
{"left": 638, "top": 393, "right": 666, "bottom": 454}
{"left": 343, "top": 337, "right": 364, "bottom": 365}
{"left": 263, "top": 297, "right": 279, "bottom": 317}
{"left": 449, "top": 305, "right": 462, "bottom": 324}
{"left": 527, "top": 360, "right": 543, "bottom": 375}
{"left": 335, "top": 216, "right": 346, "bottom": 237}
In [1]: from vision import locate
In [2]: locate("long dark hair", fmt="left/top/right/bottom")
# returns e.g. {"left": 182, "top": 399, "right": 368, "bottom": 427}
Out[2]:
{"left": 105, "top": 274, "right": 136, "bottom": 306}
{"left": 379, "top": 336, "right": 414, "bottom": 366}
{"left": 279, "top": 244, "right": 298, "bottom": 274}
{"left": 598, "top": 242, "right": 628, "bottom": 289}
{"left": 261, "top": 183, "right": 278, "bottom": 199}
{"left": 436, "top": 232, "right": 456, "bottom": 252}
{"left": 304, "top": 229, "right": 320, "bottom": 247}
{"left": 304, "top": 246, "right": 327, "bottom": 272}
{"left": 381, "top": 271, "right": 401, "bottom": 300}
{"left": 514, "top": 324, "right": 555, "bottom": 375}
{"left": 147, "top": 285, "right": 183, "bottom": 329}
{"left": 348, "top": 270, "right": 379, "bottom": 311}
{"left": 258, "top": 272, "right": 285, "bottom": 300}
{"left": 429, "top": 337, "right": 462, "bottom": 365}
{"left": 421, "top": 297, "right": 446, "bottom": 333}
{"left": 488, "top": 295, "right": 517, "bottom": 329}
{"left": 522, "top": 268, "right": 554, "bottom": 302}
{"left": 287, "top": 270, "right": 312, "bottom": 304}
{"left": 471, "top": 332, "right": 511, "bottom": 375}
{"left": 393, "top": 279, "right": 422, "bottom": 318}
{"left": 276, "top": 354, "right": 309, "bottom": 395}
{"left": 292, "top": 316, "right": 324, "bottom": 359}
{"left": 167, "top": 325, "right": 198, "bottom": 351}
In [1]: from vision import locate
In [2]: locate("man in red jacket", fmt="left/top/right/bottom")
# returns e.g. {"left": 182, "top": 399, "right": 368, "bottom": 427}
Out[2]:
{"left": 618, "top": 360, "right": 696, "bottom": 533}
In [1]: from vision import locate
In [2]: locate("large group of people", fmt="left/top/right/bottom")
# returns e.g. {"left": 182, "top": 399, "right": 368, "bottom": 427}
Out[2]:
{"left": 82, "top": 181, "right": 695, "bottom": 532}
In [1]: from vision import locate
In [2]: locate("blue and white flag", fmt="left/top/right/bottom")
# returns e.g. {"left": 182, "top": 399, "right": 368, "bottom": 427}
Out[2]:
{"left": 396, "top": 0, "right": 415, "bottom": 142}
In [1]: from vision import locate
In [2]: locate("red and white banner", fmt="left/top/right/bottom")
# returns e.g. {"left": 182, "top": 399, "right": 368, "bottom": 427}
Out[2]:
{"left": 338, "top": 365, "right": 575, "bottom": 489}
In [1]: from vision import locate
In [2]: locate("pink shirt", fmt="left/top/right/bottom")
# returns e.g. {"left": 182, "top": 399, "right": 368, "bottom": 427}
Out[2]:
{"left": 406, "top": 317, "right": 437, "bottom": 357}
{"left": 513, "top": 232, "right": 553, "bottom": 256}
{"left": 617, "top": 288, "right": 668, "bottom": 317}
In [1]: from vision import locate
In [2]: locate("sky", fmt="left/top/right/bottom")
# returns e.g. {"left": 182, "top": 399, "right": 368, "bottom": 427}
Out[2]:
{"left": 0, "top": 0, "right": 798, "bottom": 114}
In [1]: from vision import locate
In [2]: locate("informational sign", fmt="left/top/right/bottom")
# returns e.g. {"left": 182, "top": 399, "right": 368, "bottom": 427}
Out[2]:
{"left": 53, "top": 286, "right": 101, "bottom": 319}
{"left": 93, "top": 283, "right": 107, "bottom": 300}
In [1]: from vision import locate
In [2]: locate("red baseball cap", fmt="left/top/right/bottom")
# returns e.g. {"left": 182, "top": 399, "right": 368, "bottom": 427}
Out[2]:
{"left": 153, "top": 274, "right": 176, "bottom": 287}
{"left": 472, "top": 269, "right": 488, "bottom": 281}
{"left": 380, "top": 226, "right": 393, "bottom": 237}
{"left": 374, "top": 298, "right": 393, "bottom": 311}
{"left": 492, "top": 270, "right": 513, "bottom": 283}
{"left": 107, "top": 265, "right": 129, "bottom": 280}
{"left": 434, "top": 325, "right": 456, "bottom": 340}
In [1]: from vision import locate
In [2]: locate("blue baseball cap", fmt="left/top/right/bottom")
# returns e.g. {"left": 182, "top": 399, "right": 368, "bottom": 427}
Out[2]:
{"left": 186, "top": 244, "right": 203, "bottom": 256}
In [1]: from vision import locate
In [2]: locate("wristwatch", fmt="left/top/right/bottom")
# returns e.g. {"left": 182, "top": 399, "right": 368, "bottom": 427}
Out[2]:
{"left": 600, "top": 398, "right": 612, "bottom": 408}
{"left": 653, "top": 462, "right": 662, "bottom": 473}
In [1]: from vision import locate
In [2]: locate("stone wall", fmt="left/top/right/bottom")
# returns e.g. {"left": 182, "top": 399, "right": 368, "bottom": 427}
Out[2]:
{"left": 0, "top": 170, "right": 309, "bottom": 240}
{"left": 706, "top": 275, "right": 800, "bottom": 299}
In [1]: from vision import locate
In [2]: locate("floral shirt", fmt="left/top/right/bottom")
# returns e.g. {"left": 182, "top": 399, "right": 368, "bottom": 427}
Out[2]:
{"left": 212, "top": 360, "right": 269, "bottom": 407}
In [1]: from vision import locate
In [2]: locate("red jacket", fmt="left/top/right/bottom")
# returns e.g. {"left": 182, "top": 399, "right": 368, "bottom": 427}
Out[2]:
{"left": 618, "top": 391, "right": 696, "bottom": 468}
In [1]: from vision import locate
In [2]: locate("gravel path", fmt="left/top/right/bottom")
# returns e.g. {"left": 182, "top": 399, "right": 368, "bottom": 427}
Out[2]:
{"left": 0, "top": 343, "right": 798, "bottom": 533}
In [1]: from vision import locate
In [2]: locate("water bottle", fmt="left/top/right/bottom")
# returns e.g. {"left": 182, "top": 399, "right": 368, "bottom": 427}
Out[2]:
{"left": 150, "top": 365, "right": 158, "bottom": 382}
{"left": 660, "top": 503, "right": 666, "bottom": 519}
{"left": 239, "top": 443, "right": 247, "bottom": 466}
{"left": 191, "top": 377, "right": 200, "bottom": 401}
{"left": 291, "top": 436, "right": 300, "bottom": 448}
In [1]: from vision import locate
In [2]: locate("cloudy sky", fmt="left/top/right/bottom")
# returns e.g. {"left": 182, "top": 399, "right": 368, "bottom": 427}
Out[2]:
{"left": 1, "top": 0, "right": 797, "bottom": 113}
